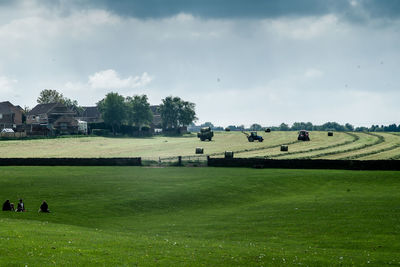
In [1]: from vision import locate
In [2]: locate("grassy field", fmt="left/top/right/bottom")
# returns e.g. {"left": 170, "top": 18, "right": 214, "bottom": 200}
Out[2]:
{"left": 0, "top": 131, "right": 399, "bottom": 160}
{"left": 0, "top": 166, "right": 399, "bottom": 266}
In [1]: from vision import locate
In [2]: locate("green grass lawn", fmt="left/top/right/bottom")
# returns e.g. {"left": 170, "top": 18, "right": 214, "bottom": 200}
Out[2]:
{"left": 1, "top": 167, "right": 399, "bottom": 266}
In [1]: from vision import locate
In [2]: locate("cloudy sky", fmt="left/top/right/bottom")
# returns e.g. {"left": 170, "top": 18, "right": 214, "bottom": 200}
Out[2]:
{"left": 0, "top": 0, "right": 399, "bottom": 127}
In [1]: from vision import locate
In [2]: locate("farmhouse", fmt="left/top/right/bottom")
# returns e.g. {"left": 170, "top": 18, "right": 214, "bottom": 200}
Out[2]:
{"left": 27, "top": 102, "right": 78, "bottom": 135}
{"left": 78, "top": 106, "right": 103, "bottom": 123}
{"left": 0, "top": 101, "right": 23, "bottom": 130}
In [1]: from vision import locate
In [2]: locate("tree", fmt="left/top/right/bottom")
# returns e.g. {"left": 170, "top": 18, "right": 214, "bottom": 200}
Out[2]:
{"left": 159, "top": 96, "right": 197, "bottom": 131}
{"left": 345, "top": 123, "right": 354, "bottom": 131}
{"left": 97, "top": 92, "right": 126, "bottom": 135}
{"left": 37, "top": 89, "right": 64, "bottom": 104}
{"left": 125, "top": 95, "right": 153, "bottom": 128}
{"left": 201, "top": 122, "right": 214, "bottom": 128}
{"left": 279, "top": 123, "right": 290, "bottom": 131}
{"left": 250, "top": 123, "right": 262, "bottom": 131}
{"left": 37, "top": 89, "right": 83, "bottom": 115}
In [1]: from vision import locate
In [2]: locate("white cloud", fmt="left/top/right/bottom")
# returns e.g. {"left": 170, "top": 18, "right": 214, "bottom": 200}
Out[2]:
{"left": 265, "top": 15, "right": 340, "bottom": 40}
{"left": 350, "top": 0, "right": 359, "bottom": 7}
{"left": 88, "top": 70, "right": 153, "bottom": 89}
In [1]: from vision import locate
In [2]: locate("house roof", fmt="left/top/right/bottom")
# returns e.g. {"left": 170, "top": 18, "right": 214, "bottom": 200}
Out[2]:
{"left": 28, "top": 102, "right": 75, "bottom": 116}
{"left": 0, "top": 101, "right": 16, "bottom": 114}
{"left": 81, "top": 106, "right": 101, "bottom": 118}
{"left": 28, "top": 103, "right": 59, "bottom": 115}
{"left": 150, "top": 105, "right": 160, "bottom": 115}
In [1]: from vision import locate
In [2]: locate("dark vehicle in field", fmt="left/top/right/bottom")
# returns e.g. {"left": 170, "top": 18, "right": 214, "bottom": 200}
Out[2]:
{"left": 197, "top": 127, "right": 214, "bottom": 141}
{"left": 242, "top": 131, "right": 264, "bottom": 142}
{"left": 298, "top": 130, "right": 310, "bottom": 141}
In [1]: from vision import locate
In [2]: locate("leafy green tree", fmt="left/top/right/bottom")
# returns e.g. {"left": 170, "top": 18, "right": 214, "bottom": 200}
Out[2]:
{"left": 279, "top": 123, "right": 290, "bottom": 131}
{"left": 37, "top": 89, "right": 64, "bottom": 104}
{"left": 201, "top": 122, "right": 214, "bottom": 128}
{"left": 125, "top": 95, "right": 153, "bottom": 128}
{"left": 250, "top": 123, "right": 262, "bottom": 131}
{"left": 345, "top": 123, "right": 354, "bottom": 131}
{"left": 37, "top": 89, "right": 83, "bottom": 114}
{"left": 97, "top": 92, "right": 126, "bottom": 135}
{"left": 159, "top": 96, "right": 197, "bottom": 131}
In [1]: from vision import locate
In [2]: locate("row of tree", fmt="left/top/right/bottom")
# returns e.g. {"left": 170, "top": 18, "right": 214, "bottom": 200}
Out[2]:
{"left": 36, "top": 89, "right": 197, "bottom": 135}
{"left": 197, "top": 121, "right": 400, "bottom": 132}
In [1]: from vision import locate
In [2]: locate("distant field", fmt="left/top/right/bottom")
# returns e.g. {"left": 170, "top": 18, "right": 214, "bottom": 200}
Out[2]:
{"left": 0, "top": 166, "right": 399, "bottom": 266}
{"left": 0, "top": 131, "right": 399, "bottom": 160}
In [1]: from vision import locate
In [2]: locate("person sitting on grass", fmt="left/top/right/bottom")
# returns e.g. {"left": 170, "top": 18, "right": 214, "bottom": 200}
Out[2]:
{"left": 2, "top": 199, "right": 12, "bottom": 211}
{"left": 16, "top": 198, "right": 25, "bottom": 212}
{"left": 10, "top": 203, "right": 15, "bottom": 211}
{"left": 38, "top": 201, "right": 50, "bottom": 213}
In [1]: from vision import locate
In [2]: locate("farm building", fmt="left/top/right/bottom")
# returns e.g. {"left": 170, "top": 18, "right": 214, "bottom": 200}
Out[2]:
{"left": 26, "top": 103, "right": 78, "bottom": 135}
{"left": 78, "top": 106, "right": 103, "bottom": 123}
{"left": 0, "top": 101, "right": 23, "bottom": 130}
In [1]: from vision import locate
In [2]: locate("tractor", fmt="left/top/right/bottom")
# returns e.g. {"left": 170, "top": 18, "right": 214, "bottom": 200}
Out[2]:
{"left": 242, "top": 131, "right": 264, "bottom": 142}
{"left": 197, "top": 127, "right": 214, "bottom": 141}
{"left": 297, "top": 130, "right": 310, "bottom": 141}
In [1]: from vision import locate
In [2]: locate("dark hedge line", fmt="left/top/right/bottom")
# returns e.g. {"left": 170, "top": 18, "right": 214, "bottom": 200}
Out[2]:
{"left": 207, "top": 158, "right": 400, "bottom": 170}
{"left": 0, "top": 158, "right": 142, "bottom": 166}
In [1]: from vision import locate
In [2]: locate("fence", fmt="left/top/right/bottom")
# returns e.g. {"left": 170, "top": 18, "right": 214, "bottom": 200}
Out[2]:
{"left": 0, "top": 132, "right": 27, "bottom": 138}
{"left": 141, "top": 155, "right": 208, "bottom": 166}
{"left": 0, "top": 157, "right": 142, "bottom": 166}
{"left": 207, "top": 157, "right": 400, "bottom": 171}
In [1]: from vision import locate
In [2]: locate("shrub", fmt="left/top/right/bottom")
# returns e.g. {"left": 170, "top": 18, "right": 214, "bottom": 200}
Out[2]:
{"left": 92, "top": 129, "right": 110, "bottom": 136}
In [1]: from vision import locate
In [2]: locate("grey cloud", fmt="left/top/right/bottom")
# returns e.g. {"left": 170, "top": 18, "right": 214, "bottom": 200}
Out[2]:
{"left": 30, "top": 0, "right": 400, "bottom": 21}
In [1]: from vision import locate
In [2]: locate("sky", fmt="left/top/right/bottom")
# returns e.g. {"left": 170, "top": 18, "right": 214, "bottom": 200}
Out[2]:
{"left": 0, "top": 0, "right": 399, "bottom": 127}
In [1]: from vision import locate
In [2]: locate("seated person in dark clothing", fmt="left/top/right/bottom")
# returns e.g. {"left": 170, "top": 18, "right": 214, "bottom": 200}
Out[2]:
{"left": 2, "top": 200, "right": 12, "bottom": 211}
{"left": 16, "top": 199, "right": 25, "bottom": 212}
{"left": 39, "top": 201, "right": 50, "bottom": 213}
{"left": 10, "top": 203, "right": 15, "bottom": 211}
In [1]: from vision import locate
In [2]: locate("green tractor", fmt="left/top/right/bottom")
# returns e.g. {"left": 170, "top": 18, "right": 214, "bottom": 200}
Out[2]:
{"left": 242, "top": 131, "right": 264, "bottom": 142}
{"left": 197, "top": 127, "right": 214, "bottom": 141}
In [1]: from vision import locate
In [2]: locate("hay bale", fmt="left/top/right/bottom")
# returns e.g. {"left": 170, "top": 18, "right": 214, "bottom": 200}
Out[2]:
{"left": 224, "top": 151, "right": 234, "bottom": 158}
{"left": 265, "top": 128, "right": 271, "bottom": 133}
{"left": 280, "top": 145, "right": 288, "bottom": 152}
{"left": 195, "top": 147, "right": 204, "bottom": 154}
{"left": 328, "top": 132, "right": 333, "bottom": 136}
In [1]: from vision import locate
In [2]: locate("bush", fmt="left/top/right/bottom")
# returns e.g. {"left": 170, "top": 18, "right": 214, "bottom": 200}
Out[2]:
{"left": 92, "top": 129, "right": 111, "bottom": 136}
{"left": 141, "top": 126, "right": 150, "bottom": 132}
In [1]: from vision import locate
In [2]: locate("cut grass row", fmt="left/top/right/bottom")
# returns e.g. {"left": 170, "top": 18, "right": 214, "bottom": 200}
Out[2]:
{"left": 268, "top": 132, "right": 359, "bottom": 159}
{"left": 337, "top": 133, "right": 400, "bottom": 160}
{"left": 272, "top": 132, "right": 377, "bottom": 159}
{"left": 298, "top": 132, "right": 384, "bottom": 159}
{"left": 236, "top": 132, "right": 354, "bottom": 158}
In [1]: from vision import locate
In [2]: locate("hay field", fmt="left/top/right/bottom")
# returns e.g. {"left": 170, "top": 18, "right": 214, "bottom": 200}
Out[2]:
{"left": 0, "top": 131, "right": 399, "bottom": 159}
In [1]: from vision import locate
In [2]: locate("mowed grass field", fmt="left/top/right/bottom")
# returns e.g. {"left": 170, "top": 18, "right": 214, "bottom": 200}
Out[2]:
{"left": 0, "top": 131, "right": 400, "bottom": 160}
{"left": 0, "top": 167, "right": 399, "bottom": 266}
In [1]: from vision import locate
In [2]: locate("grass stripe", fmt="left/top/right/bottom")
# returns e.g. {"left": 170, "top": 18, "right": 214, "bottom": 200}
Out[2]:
{"left": 300, "top": 132, "right": 384, "bottom": 159}
{"left": 268, "top": 132, "right": 359, "bottom": 159}
{"left": 163, "top": 140, "right": 301, "bottom": 160}
{"left": 339, "top": 133, "right": 400, "bottom": 160}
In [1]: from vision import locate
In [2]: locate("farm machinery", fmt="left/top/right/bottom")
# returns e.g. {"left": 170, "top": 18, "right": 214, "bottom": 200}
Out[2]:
{"left": 242, "top": 131, "right": 264, "bottom": 142}
{"left": 197, "top": 127, "right": 214, "bottom": 141}
{"left": 297, "top": 130, "right": 310, "bottom": 141}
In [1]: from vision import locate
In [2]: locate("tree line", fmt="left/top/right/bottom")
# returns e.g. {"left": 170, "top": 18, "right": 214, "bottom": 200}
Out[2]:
{"left": 35, "top": 89, "right": 197, "bottom": 135}
{"left": 197, "top": 121, "right": 400, "bottom": 132}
